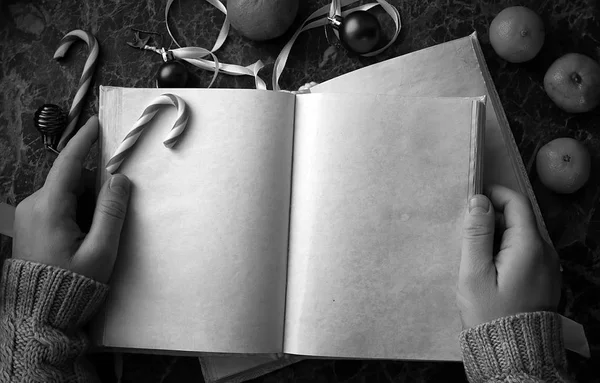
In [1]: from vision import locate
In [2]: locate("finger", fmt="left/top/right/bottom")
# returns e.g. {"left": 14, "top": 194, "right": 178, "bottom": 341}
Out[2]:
{"left": 485, "top": 184, "right": 537, "bottom": 231}
{"left": 45, "top": 115, "right": 98, "bottom": 197}
{"left": 487, "top": 185, "right": 546, "bottom": 275}
{"left": 75, "top": 174, "right": 131, "bottom": 283}
{"left": 459, "top": 194, "right": 496, "bottom": 285}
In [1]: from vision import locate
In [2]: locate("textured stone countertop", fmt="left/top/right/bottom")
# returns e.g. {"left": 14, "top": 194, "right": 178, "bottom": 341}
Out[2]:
{"left": 0, "top": 0, "right": 599, "bottom": 382}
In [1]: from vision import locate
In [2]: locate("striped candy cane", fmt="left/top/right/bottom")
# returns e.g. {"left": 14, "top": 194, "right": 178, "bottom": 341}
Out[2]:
{"left": 54, "top": 29, "right": 99, "bottom": 151}
{"left": 106, "top": 94, "right": 189, "bottom": 174}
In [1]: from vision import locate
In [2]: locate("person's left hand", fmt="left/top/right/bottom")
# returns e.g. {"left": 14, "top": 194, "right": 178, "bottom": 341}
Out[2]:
{"left": 12, "top": 115, "right": 131, "bottom": 283}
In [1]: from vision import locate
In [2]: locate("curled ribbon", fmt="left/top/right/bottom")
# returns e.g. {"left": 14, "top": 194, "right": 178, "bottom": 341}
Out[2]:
{"left": 273, "top": 0, "right": 401, "bottom": 91}
{"left": 165, "top": 0, "right": 266, "bottom": 89}
{"left": 164, "top": 0, "right": 400, "bottom": 91}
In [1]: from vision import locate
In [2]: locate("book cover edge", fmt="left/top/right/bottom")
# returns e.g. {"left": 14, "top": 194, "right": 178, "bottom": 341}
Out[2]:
{"left": 468, "top": 34, "right": 552, "bottom": 246}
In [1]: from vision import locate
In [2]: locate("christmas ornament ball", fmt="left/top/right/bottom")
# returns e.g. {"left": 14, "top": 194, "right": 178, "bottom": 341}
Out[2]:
{"left": 157, "top": 60, "right": 189, "bottom": 88}
{"left": 338, "top": 11, "right": 381, "bottom": 54}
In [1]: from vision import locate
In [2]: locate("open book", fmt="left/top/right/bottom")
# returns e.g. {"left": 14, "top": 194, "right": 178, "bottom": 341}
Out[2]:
{"left": 94, "top": 86, "right": 485, "bottom": 362}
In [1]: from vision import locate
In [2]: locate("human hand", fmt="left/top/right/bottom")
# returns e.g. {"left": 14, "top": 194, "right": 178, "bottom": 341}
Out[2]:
{"left": 457, "top": 184, "right": 561, "bottom": 329}
{"left": 12, "top": 115, "right": 131, "bottom": 284}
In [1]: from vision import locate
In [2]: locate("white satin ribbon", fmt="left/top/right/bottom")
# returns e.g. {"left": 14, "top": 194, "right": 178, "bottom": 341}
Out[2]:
{"left": 165, "top": 0, "right": 266, "bottom": 89}
{"left": 164, "top": 0, "right": 399, "bottom": 91}
{"left": 273, "top": 0, "right": 401, "bottom": 91}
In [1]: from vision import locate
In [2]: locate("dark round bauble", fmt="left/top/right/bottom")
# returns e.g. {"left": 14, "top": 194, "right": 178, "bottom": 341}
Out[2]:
{"left": 34, "top": 104, "right": 67, "bottom": 152}
{"left": 34, "top": 104, "right": 67, "bottom": 136}
{"left": 157, "top": 60, "right": 189, "bottom": 88}
{"left": 338, "top": 11, "right": 381, "bottom": 54}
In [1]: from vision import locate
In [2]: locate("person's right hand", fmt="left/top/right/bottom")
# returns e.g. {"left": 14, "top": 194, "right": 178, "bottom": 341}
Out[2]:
{"left": 457, "top": 184, "right": 562, "bottom": 329}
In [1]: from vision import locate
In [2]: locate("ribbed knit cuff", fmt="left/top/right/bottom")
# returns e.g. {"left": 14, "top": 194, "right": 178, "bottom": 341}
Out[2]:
{"left": 459, "top": 311, "right": 568, "bottom": 383}
{"left": 0, "top": 258, "right": 109, "bottom": 331}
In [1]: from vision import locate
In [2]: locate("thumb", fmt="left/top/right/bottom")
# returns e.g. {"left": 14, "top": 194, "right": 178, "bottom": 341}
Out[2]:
{"left": 459, "top": 194, "right": 496, "bottom": 281}
{"left": 77, "top": 174, "right": 131, "bottom": 283}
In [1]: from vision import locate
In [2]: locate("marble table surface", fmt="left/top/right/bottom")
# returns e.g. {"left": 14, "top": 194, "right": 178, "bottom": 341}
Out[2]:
{"left": 1, "top": 0, "right": 599, "bottom": 382}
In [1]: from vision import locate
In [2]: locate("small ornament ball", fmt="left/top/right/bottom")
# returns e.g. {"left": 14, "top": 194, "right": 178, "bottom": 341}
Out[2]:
{"left": 157, "top": 60, "right": 189, "bottom": 88}
{"left": 34, "top": 104, "right": 67, "bottom": 152}
{"left": 338, "top": 11, "right": 381, "bottom": 54}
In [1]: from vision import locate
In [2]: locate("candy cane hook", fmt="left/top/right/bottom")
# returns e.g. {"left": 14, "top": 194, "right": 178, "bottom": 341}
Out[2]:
{"left": 53, "top": 29, "right": 100, "bottom": 151}
{"left": 106, "top": 94, "right": 190, "bottom": 174}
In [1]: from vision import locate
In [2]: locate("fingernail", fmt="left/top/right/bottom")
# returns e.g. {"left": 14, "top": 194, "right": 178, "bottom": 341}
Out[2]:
{"left": 469, "top": 195, "right": 489, "bottom": 215}
{"left": 110, "top": 175, "right": 130, "bottom": 196}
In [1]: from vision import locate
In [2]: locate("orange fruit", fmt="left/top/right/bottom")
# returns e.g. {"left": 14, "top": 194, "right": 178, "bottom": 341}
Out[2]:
{"left": 536, "top": 138, "right": 591, "bottom": 194}
{"left": 544, "top": 53, "right": 600, "bottom": 113}
{"left": 228, "top": 0, "right": 299, "bottom": 41}
{"left": 489, "top": 6, "right": 545, "bottom": 63}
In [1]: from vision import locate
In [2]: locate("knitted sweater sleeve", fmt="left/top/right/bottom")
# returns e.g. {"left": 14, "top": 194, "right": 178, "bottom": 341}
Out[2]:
{"left": 0, "top": 258, "right": 108, "bottom": 383}
{"left": 459, "top": 311, "right": 576, "bottom": 383}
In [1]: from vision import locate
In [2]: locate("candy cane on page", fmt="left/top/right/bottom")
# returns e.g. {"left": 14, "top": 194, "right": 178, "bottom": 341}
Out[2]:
{"left": 54, "top": 29, "right": 100, "bottom": 151}
{"left": 105, "top": 94, "right": 189, "bottom": 174}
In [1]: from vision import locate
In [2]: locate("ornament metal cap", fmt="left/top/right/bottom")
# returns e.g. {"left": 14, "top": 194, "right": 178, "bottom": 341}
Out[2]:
{"left": 327, "top": 15, "right": 343, "bottom": 28}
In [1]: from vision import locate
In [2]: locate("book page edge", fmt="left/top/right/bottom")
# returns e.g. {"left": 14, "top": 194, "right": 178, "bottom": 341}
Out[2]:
{"left": 93, "top": 85, "right": 123, "bottom": 347}
{"left": 469, "top": 97, "right": 486, "bottom": 199}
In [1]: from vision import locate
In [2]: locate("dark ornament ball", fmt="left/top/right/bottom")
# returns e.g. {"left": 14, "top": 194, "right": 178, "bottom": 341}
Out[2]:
{"left": 338, "top": 11, "right": 381, "bottom": 54}
{"left": 157, "top": 60, "right": 189, "bottom": 88}
{"left": 34, "top": 104, "right": 67, "bottom": 151}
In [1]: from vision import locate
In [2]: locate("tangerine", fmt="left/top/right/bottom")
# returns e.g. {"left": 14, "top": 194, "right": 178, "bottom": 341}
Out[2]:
{"left": 544, "top": 53, "right": 600, "bottom": 113}
{"left": 536, "top": 138, "right": 591, "bottom": 194}
{"left": 489, "top": 6, "right": 545, "bottom": 63}
{"left": 228, "top": 0, "right": 299, "bottom": 41}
